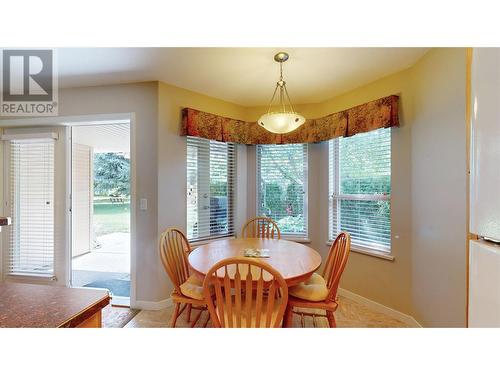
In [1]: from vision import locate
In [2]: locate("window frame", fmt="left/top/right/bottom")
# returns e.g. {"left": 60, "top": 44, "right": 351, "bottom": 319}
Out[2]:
{"left": 186, "top": 136, "right": 236, "bottom": 243}
{"left": 328, "top": 129, "right": 392, "bottom": 256}
{"left": 256, "top": 143, "right": 309, "bottom": 240}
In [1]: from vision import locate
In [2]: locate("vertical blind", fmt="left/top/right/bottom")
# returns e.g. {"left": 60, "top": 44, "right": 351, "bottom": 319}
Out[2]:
{"left": 8, "top": 139, "right": 55, "bottom": 276}
{"left": 329, "top": 128, "right": 391, "bottom": 252}
{"left": 187, "top": 136, "right": 236, "bottom": 241}
{"left": 257, "top": 143, "right": 308, "bottom": 237}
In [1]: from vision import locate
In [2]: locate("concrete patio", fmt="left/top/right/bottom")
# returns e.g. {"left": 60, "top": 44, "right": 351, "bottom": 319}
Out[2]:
{"left": 72, "top": 232, "right": 130, "bottom": 297}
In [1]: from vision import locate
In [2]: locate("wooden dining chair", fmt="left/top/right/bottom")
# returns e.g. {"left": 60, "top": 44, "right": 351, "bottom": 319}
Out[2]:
{"left": 241, "top": 217, "right": 281, "bottom": 239}
{"left": 283, "top": 232, "right": 351, "bottom": 328}
{"left": 159, "top": 227, "right": 208, "bottom": 328}
{"left": 202, "top": 257, "right": 289, "bottom": 328}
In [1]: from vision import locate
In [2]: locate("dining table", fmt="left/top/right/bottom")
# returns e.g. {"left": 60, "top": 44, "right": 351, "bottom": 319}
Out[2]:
{"left": 188, "top": 237, "right": 322, "bottom": 286}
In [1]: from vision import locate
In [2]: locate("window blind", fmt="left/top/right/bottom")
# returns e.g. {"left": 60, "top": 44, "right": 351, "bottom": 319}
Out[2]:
{"left": 329, "top": 128, "right": 391, "bottom": 252}
{"left": 8, "top": 139, "right": 55, "bottom": 276}
{"left": 187, "top": 137, "right": 236, "bottom": 241}
{"left": 257, "top": 143, "right": 308, "bottom": 237}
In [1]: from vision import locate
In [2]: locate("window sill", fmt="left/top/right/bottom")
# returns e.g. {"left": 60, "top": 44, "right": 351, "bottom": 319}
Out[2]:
{"left": 190, "top": 236, "right": 311, "bottom": 246}
{"left": 6, "top": 273, "right": 57, "bottom": 281}
{"left": 190, "top": 236, "right": 236, "bottom": 247}
{"left": 283, "top": 237, "right": 311, "bottom": 244}
{"left": 325, "top": 241, "right": 394, "bottom": 261}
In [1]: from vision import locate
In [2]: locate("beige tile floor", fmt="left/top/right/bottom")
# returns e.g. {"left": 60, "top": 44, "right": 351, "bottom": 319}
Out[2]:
{"left": 124, "top": 295, "right": 409, "bottom": 328}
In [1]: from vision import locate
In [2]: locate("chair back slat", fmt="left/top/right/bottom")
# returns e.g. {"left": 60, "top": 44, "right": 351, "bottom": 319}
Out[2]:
{"left": 245, "top": 265, "right": 253, "bottom": 328}
{"left": 323, "top": 232, "right": 351, "bottom": 302}
{"left": 223, "top": 266, "right": 233, "bottom": 327}
{"left": 242, "top": 217, "right": 281, "bottom": 239}
{"left": 214, "top": 275, "right": 225, "bottom": 323}
{"left": 254, "top": 269, "right": 264, "bottom": 328}
{"left": 234, "top": 266, "right": 243, "bottom": 327}
{"left": 265, "top": 280, "right": 277, "bottom": 327}
{"left": 203, "top": 257, "right": 288, "bottom": 328}
{"left": 159, "top": 228, "right": 192, "bottom": 295}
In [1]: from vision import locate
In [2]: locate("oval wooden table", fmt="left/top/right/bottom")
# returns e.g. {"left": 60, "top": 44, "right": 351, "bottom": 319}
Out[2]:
{"left": 188, "top": 238, "right": 322, "bottom": 286}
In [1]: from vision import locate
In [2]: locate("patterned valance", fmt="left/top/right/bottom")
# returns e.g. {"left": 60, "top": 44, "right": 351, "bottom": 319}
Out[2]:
{"left": 181, "top": 95, "right": 399, "bottom": 144}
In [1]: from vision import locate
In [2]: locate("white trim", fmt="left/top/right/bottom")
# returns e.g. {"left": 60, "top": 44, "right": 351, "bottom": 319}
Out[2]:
{"left": 65, "top": 129, "right": 72, "bottom": 286}
{"left": 338, "top": 288, "right": 422, "bottom": 327}
{"left": 6, "top": 273, "right": 57, "bottom": 280}
{"left": 351, "top": 245, "right": 395, "bottom": 261}
{"left": 133, "top": 298, "right": 172, "bottom": 310}
{"left": 62, "top": 114, "right": 137, "bottom": 308}
{"left": 1, "top": 132, "right": 59, "bottom": 141}
{"left": 111, "top": 295, "right": 130, "bottom": 307}
{"left": 326, "top": 241, "right": 395, "bottom": 261}
{"left": 333, "top": 193, "right": 390, "bottom": 201}
{"left": 0, "top": 113, "right": 132, "bottom": 127}
{"left": 129, "top": 113, "right": 137, "bottom": 309}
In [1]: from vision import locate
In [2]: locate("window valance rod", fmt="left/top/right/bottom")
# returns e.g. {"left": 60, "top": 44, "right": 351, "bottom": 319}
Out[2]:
{"left": 181, "top": 95, "right": 399, "bottom": 145}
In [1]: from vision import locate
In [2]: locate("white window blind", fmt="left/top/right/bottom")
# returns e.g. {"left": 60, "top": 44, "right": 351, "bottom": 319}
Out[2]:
{"left": 257, "top": 143, "right": 308, "bottom": 237}
{"left": 187, "top": 137, "right": 236, "bottom": 241}
{"left": 329, "top": 128, "right": 391, "bottom": 252}
{"left": 8, "top": 139, "right": 55, "bottom": 276}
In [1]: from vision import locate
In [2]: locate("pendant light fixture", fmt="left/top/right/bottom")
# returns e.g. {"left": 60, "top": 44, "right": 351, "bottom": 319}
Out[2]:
{"left": 258, "top": 52, "right": 306, "bottom": 134}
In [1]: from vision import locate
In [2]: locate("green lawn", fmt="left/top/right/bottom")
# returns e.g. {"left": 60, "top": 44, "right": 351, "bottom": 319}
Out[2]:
{"left": 93, "top": 200, "right": 130, "bottom": 236}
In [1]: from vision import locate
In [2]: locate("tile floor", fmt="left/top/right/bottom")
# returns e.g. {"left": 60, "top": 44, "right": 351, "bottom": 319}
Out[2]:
{"left": 103, "top": 305, "right": 140, "bottom": 328}
{"left": 123, "top": 295, "right": 410, "bottom": 328}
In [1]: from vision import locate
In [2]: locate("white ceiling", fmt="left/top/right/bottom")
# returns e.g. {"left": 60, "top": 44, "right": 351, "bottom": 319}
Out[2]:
{"left": 58, "top": 48, "right": 429, "bottom": 106}
{"left": 72, "top": 123, "right": 130, "bottom": 153}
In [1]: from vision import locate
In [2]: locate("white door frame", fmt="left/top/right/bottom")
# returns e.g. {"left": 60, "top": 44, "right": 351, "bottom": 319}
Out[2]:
{"left": 66, "top": 114, "right": 136, "bottom": 306}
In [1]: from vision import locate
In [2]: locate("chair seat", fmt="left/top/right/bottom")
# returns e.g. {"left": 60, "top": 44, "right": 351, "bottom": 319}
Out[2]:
{"left": 180, "top": 274, "right": 205, "bottom": 300}
{"left": 217, "top": 295, "right": 285, "bottom": 328}
{"left": 289, "top": 273, "right": 329, "bottom": 302}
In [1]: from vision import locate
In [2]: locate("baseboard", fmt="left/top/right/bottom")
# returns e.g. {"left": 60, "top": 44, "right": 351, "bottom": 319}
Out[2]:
{"left": 338, "top": 288, "right": 422, "bottom": 328}
{"left": 133, "top": 298, "right": 172, "bottom": 310}
{"left": 111, "top": 295, "right": 130, "bottom": 307}
{"left": 133, "top": 292, "right": 421, "bottom": 327}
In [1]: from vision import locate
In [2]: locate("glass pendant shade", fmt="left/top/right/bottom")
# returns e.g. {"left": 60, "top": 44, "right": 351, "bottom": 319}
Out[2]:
{"left": 258, "top": 111, "right": 306, "bottom": 134}
{"left": 258, "top": 52, "right": 305, "bottom": 134}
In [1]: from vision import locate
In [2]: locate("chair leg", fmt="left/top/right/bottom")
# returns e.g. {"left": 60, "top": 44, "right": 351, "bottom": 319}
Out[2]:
{"left": 203, "top": 311, "right": 211, "bottom": 328}
{"left": 186, "top": 304, "right": 192, "bottom": 323}
{"left": 171, "top": 303, "right": 180, "bottom": 328}
{"left": 326, "top": 310, "right": 336, "bottom": 328}
{"left": 283, "top": 305, "right": 294, "bottom": 328}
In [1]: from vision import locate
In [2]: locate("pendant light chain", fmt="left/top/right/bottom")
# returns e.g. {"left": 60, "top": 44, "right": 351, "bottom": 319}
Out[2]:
{"left": 279, "top": 60, "right": 288, "bottom": 113}
{"left": 258, "top": 52, "right": 305, "bottom": 134}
